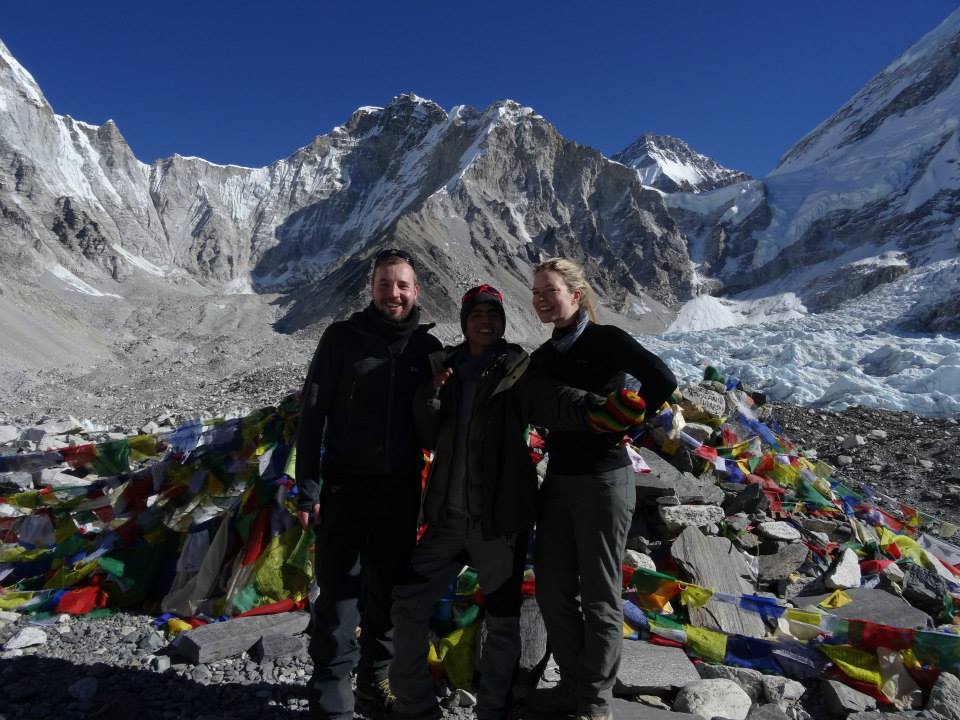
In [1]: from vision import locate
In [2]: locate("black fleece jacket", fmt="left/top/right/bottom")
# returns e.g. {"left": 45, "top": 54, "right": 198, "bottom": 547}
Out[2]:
{"left": 530, "top": 322, "right": 677, "bottom": 475}
{"left": 294, "top": 309, "right": 441, "bottom": 510}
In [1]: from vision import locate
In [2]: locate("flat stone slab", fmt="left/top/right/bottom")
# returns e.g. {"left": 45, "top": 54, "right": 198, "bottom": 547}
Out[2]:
{"left": 618, "top": 640, "right": 700, "bottom": 692}
{"left": 757, "top": 521, "right": 801, "bottom": 542}
{"left": 175, "top": 611, "right": 309, "bottom": 664}
{"left": 793, "top": 587, "right": 933, "bottom": 629}
{"left": 671, "top": 527, "right": 767, "bottom": 638}
{"left": 636, "top": 447, "right": 724, "bottom": 504}
{"left": 660, "top": 504, "right": 725, "bottom": 534}
{"left": 612, "top": 697, "right": 700, "bottom": 720}
{"left": 822, "top": 679, "right": 877, "bottom": 716}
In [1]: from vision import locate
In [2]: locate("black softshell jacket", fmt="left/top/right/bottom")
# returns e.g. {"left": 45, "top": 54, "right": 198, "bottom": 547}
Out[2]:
{"left": 294, "top": 311, "right": 441, "bottom": 510}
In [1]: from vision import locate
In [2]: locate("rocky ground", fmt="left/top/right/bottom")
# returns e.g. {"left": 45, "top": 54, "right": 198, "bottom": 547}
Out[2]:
{"left": 2, "top": 357, "right": 959, "bottom": 720}
{"left": 769, "top": 403, "right": 960, "bottom": 524}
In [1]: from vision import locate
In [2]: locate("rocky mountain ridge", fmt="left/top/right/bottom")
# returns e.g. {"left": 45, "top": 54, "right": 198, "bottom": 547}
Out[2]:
{"left": 613, "top": 133, "right": 751, "bottom": 194}
{"left": 665, "top": 7, "right": 960, "bottom": 320}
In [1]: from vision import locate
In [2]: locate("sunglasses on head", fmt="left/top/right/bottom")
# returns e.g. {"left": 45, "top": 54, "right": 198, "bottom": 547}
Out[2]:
{"left": 374, "top": 248, "right": 415, "bottom": 269}
{"left": 462, "top": 284, "right": 503, "bottom": 303}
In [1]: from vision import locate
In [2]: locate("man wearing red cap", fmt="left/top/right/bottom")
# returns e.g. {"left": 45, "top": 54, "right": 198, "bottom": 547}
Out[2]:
{"left": 388, "top": 285, "right": 646, "bottom": 720}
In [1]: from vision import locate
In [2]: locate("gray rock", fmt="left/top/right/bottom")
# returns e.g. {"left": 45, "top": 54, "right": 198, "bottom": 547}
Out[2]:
{"left": 175, "top": 610, "right": 309, "bottom": 664}
{"left": 842, "top": 435, "right": 867, "bottom": 449}
{"left": 682, "top": 423, "right": 715, "bottom": 443}
{"left": 618, "top": 640, "right": 700, "bottom": 692}
{"left": 624, "top": 549, "right": 657, "bottom": 571}
{"left": 761, "top": 675, "right": 805, "bottom": 705}
{"left": 822, "top": 679, "right": 877, "bottom": 715}
{"left": 4, "top": 626, "right": 48, "bottom": 650}
{"left": 724, "top": 483, "right": 771, "bottom": 515}
{"left": 0, "top": 471, "right": 33, "bottom": 489}
{"left": 151, "top": 655, "right": 172, "bottom": 672}
{"left": 796, "top": 517, "right": 838, "bottom": 534}
{"left": 635, "top": 447, "right": 725, "bottom": 505}
{"left": 673, "top": 678, "right": 752, "bottom": 720}
{"left": 838, "top": 455, "right": 854, "bottom": 466}
{"left": 901, "top": 564, "right": 950, "bottom": 617}
{"left": 518, "top": 597, "right": 549, "bottom": 682}
{"left": 660, "top": 504, "right": 725, "bottom": 534}
{"left": 671, "top": 527, "right": 767, "bottom": 638}
{"left": 926, "top": 671, "right": 960, "bottom": 720}
{"left": 137, "top": 630, "right": 166, "bottom": 652}
{"left": 251, "top": 633, "right": 306, "bottom": 662}
{"left": 758, "top": 542, "right": 809, "bottom": 582}
{"left": 612, "top": 697, "right": 699, "bottom": 720}
{"left": 792, "top": 587, "right": 932, "bottom": 629}
{"left": 0, "top": 425, "right": 19, "bottom": 444}
{"left": 824, "top": 548, "right": 862, "bottom": 589}
{"left": 747, "top": 704, "right": 792, "bottom": 720}
{"left": 696, "top": 664, "right": 764, "bottom": 701}
{"left": 757, "top": 521, "right": 801, "bottom": 542}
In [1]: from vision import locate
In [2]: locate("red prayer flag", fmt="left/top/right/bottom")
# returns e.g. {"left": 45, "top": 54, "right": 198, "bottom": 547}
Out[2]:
{"left": 55, "top": 585, "right": 108, "bottom": 615}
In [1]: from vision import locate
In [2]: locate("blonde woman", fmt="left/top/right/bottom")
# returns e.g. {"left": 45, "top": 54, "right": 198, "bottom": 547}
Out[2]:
{"left": 528, "top": 258, "right": 677, "bottom": 720}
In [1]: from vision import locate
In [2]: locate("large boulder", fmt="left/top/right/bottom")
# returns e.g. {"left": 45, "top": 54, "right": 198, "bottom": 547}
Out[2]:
{"left": 673, "top": 678, "right": 752, "bottom": 720}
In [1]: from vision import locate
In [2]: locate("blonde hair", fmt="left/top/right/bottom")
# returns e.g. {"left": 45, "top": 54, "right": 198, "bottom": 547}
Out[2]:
{"left": 534, "top": 257, "right": 599, "bottom": 323}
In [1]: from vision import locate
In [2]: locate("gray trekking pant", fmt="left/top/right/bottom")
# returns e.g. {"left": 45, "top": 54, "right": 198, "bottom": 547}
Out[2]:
{"left": 390, "top": 511, "right": 526, "bottom": 720}
{"left": 534, "top": 465, "right": 635, "bottom": 715}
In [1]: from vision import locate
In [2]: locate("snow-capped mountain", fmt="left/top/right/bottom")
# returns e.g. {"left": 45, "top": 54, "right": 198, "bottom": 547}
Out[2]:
{"left": 665, "top": 7, "right": 960, "bottom": 327}
{"left": 0, "top": 38, "right": 691, "bottom": 352}
{"left": 613, "top": 133, "right": 750, "bottom": 193}
{"left": 2, "top": 3, "right": 960, "bottom": 394}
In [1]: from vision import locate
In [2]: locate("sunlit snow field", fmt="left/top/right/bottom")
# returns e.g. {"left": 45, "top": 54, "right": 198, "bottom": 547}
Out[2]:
{"left": 638, "top": 258, "right": 960, "bottom": 417}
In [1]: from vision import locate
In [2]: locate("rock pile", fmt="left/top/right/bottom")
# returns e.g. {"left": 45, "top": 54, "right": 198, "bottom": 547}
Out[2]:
{"left": 1, "top": 370, "right": 959, "bottom": 720}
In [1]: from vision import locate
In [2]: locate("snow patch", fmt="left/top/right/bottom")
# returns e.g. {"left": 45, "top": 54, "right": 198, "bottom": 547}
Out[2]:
{"left": 224, "top": 276, "right": 255, "bottom": 295}
{"left": 47, "top": 265, "right": 121, "bottom": 298}
{"left": 110, "top": 244, "right": 169, "bottom": 277}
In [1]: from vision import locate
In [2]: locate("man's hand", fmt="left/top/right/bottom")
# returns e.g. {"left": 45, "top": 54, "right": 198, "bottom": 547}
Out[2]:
{"left": 433, "top": 367, "right": 454, "bottom": 392}
{"left": 297, "top": 503, "right": 321, "bottom": 529}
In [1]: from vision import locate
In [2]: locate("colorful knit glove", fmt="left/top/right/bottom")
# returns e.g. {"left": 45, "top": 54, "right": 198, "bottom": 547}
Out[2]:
{"left": 586, "top": 389, "right": 647, "bottom": 433}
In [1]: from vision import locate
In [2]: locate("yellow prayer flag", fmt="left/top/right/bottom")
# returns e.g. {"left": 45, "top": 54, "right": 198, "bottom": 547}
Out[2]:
{"left": 820, "top": 644, "right": 881, "bottom": 688}
{"left": 680, "top": 584, "right": 714, "bottom": 608}
{"left": 0, "top": 590, "right": 36, "bottom": 610}
{"left": 685, "top": 624, "right": 728, "bottom": 664}
{"left": 940, "top": 522, "right": 959, "bottom": 539}
{"left": 785, "top": 608, "right": 822, "bottom": 625}
{"left": 167, "top": 618, "right": 194, "bottom": 635}
{"left": 819, "top": 589, "right": 853, "bottom": 609}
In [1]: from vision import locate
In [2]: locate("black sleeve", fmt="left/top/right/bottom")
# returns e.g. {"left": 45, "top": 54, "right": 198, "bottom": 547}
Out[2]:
{"left": 293, "top": 325, "right": 338, "bottom": 510}
{"left": 514, "top": 369, "right": 604, "bottom": 431}
{"left": 605, "top": 325, "right": 677, "bottom": 411}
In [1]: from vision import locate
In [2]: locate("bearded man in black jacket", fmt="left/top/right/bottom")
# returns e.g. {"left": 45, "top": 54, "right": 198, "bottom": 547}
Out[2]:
{"left": 294, "top": 249, "right": 441, "bottom": 720}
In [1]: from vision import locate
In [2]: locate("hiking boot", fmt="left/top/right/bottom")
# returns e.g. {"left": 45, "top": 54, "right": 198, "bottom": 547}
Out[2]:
{"left": 386, "top": 705, "right": 443, "bottom": 720}
{"left": 527, "top": 683, "right": 577, "bottom": 715}
{"left": 356, "top": 677, "right": 396, "bottom": 712}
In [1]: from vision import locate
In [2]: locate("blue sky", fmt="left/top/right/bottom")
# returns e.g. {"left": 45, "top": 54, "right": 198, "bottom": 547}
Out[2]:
{"left": 3, "top": 1, "right": 956, "bottom": 177}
